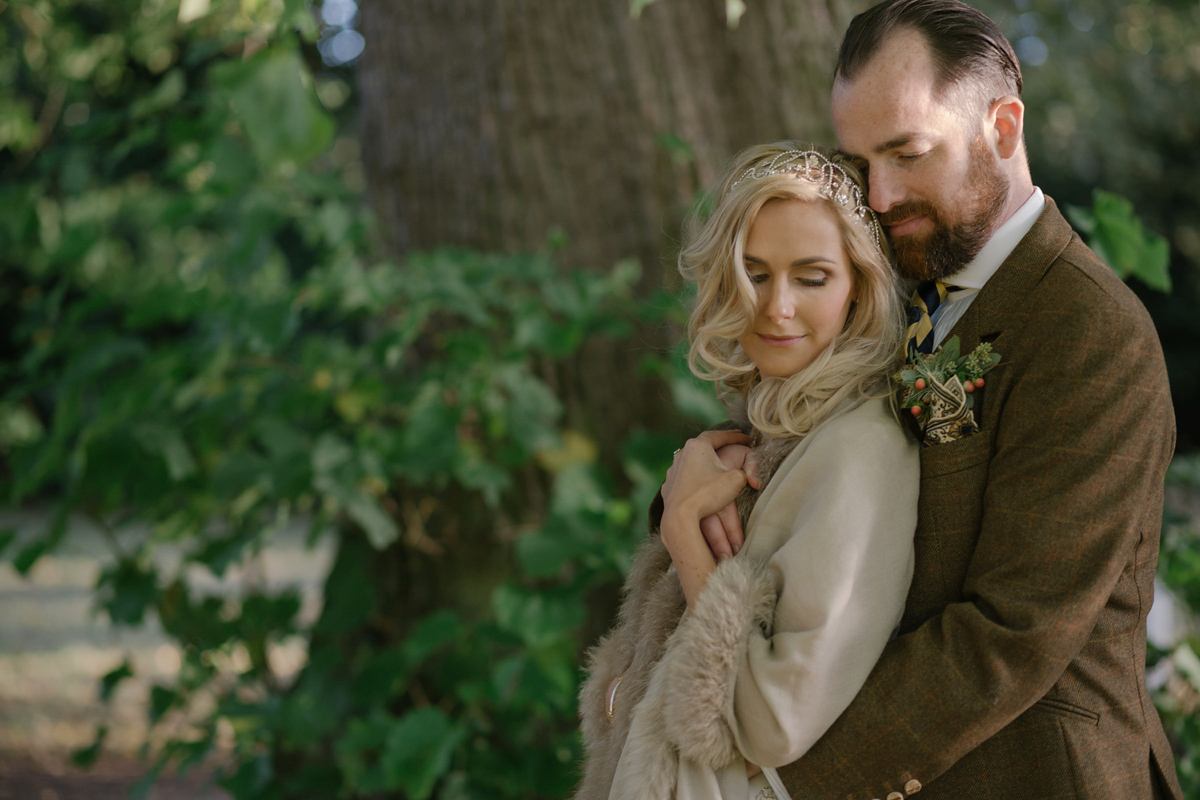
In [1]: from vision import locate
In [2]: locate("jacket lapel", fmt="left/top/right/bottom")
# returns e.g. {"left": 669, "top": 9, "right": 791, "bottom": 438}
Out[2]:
{"left": 944, "top": 196, "right": 1075, "bottom": 353}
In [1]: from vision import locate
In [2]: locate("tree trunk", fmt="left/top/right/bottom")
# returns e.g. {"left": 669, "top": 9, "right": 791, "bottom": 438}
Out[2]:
{"left": 359, "top": 0, "right": 856, "bottom": 440}
{"left": 348, "top": 0, "right": 860, "bottom": 632}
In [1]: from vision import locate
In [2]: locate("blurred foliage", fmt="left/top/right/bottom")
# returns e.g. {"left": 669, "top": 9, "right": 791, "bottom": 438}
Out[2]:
{"left": 0, "top": 1, "right": 712, "bottom": 797}
{"left": 1067, "top": 189, "right": 1171, "bottom": 292}
{"left": 975, "top": 0, "right": 1200, "bottom": 447}
{"left": 0, "top": 1, "right": 1197, "bottom": 799}
{"left": 1156, "top": 455, "right": 1200, "bottom": 797}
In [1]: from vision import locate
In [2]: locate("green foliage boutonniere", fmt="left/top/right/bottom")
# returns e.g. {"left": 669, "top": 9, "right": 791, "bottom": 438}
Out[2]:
{"left": 894, "top": 336, "right": 1002, "bottom": 444}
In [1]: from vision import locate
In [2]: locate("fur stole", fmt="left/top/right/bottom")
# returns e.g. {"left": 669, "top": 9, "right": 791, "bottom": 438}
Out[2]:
{"left": 573, "top": 433, "right": 799, "bottom": 800}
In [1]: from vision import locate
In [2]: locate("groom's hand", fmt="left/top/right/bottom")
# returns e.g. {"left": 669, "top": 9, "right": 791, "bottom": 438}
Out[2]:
{"left": 700, "top": 443, "right": 761, "bottom": 560}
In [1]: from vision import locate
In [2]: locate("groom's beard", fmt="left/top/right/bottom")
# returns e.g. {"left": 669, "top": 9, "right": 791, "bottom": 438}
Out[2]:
{"left": 883, "top": 136, "right": 1010, "bottom": 282}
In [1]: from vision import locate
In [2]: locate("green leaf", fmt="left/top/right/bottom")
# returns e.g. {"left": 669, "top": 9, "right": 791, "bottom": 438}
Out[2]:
{"left": 401, "top": 609, "right": 464, "bottom": 667}
{"left": 149, "top": 685, "right": 179, "bottom": 723}
{"left": 312, "top": 432, "right": 354, "bottom": 477}
{"left": 344, "top": 490, "right": 399, "bottom": 550}
{"left": 655, "top": 133, "right": 693, "bottom": 165}
{"left": 515, "top": 530, "right": 575, "bottom": 579}
{"left": 398, "top": 382, "right": 460, "bottom": 482}
{"left": 133, "top": 424, "right": 197, "bottom": 481}
{"left": 381, "top": 708, "right": 467, "bottom": 799}
{"left": 1073, "top": 190, "right": 1171, "bottom": 292}
{"left": 12, "top": 540, "right": 48, "bottom": 576}
{"left": 71, "top": 726, "right": 108, "bottom": 768}
{"left": 0, "top": 528, "right": 16, "bottom": 559}
{"left": 211, "top": 45, "right": 334, "bottom": 166}
{"left": 1064, "top": 202, "right": 1095, "bottom": 236}
{"left": 100, "top": 659, "right": 134, "bottom": 703}
{"left": 491, "top": 583, "right": 585, "bottom": 648}
{"left": 630, "top": 0, "right": 658, "bottom": 17}
{"left": 96, "top": 560, "right": 159, "bottom": 626}
{"left": 131, "top": 69, "right": 187, "bottom": 119}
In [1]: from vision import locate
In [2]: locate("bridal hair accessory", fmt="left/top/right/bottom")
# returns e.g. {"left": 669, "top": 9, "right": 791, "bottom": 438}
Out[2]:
{"left": 730, "top": 149, "right": 884, "bottom": 251}
{"left": 895, "top": 336, "right": 1001, "bottom": 445}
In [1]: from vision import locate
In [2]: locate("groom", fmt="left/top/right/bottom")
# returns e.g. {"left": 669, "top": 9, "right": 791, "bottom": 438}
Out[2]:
{"left": 766, "top": 1, "right": 1184, "bottom": 797}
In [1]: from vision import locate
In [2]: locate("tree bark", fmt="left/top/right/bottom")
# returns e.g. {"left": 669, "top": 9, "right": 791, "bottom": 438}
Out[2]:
{"left": 350, "top": 0, "right": 862, "bottom": 630}
{"left": 359, "top": 0, "right": 854, "bottom": 269}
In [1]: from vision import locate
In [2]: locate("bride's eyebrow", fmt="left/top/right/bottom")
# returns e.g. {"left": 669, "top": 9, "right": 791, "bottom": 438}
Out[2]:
{"left": 743, "top": 255, "right": 835, "bottom": 268}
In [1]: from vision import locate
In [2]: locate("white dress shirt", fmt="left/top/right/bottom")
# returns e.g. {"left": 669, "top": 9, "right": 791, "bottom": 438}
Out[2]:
{"left": 930, "top": 187, "right": 1045, "bottom": 349}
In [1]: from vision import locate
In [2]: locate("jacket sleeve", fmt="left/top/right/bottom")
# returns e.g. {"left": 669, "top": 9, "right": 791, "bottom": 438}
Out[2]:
{"left": 653, "top": 403, "right": 920, "bottom": 770}
{"left": 775, "top": 268, "right": 1176, "bottom": 797}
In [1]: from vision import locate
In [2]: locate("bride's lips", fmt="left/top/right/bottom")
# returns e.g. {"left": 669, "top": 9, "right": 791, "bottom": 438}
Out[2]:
{"left": 886, "top": 215, "right": 927, "bottom": 237}
{"left": 757, "top": 334, "right": 804, "bottom": 347}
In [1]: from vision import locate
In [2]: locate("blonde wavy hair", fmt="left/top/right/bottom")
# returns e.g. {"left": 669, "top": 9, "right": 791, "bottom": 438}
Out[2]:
{"left": 679, "top": 142, "right": 905, "bottom": 439}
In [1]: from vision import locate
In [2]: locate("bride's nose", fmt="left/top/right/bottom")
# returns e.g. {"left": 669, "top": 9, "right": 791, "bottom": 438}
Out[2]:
{"left": 764, "top": 282, "right": 795, "bottom": 323}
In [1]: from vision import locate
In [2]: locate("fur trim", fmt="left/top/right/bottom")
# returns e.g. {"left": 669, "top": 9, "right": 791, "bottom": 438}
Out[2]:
{"left": 659, "top": 557, "right": 778, "bottom": 768}
{"left": 573, "top": 536, "right": 686, "bottom": 800}
{"left": 574, "top": 434, "right": 792, "bottom": 797}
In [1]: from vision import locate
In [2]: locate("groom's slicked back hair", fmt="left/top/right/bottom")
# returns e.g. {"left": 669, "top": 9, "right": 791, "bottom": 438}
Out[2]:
{"left": 836, "top": 0, "right": 1022, "bottom": 111}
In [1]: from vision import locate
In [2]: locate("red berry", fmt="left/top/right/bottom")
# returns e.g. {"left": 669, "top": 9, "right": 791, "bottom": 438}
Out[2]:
{"left": 963, "top": 380, "right": 975, "bottom": 393}
{"left": 975, "top": 377, "right": 985, "bottom": 387}
{"left": 914, "top": 378, "right": 926, "bottom": 390}
{"left": 910, "top": 405, "right": 922, "bottom": 416}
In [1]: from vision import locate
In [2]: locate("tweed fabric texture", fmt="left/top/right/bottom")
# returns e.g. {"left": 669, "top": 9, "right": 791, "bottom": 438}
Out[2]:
{"left": 773, "top": 198, "right": 1183, "bottom": 799}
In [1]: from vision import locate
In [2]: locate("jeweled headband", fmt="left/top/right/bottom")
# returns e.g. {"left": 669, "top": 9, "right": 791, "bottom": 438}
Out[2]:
{"left": 729, "top": 149, "right": 884, "bottom": 252}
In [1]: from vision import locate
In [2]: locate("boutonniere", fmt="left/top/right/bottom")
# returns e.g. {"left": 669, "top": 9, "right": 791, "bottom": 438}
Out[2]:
{"left": 894, "top": 336, "right": 1001, "bottom": 445}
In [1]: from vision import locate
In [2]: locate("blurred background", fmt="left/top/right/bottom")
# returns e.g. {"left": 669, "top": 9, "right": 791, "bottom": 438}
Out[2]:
{"left": 1, "top": 0, "right": 1198, "bottom": 798}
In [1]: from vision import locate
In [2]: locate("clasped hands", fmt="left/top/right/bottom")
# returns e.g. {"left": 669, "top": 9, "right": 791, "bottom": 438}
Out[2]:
{"left": 661, "top": 429, "right": 762, "bottom": 566}
{"left": 660, "top": 430, "right": 764, "bottom": 781}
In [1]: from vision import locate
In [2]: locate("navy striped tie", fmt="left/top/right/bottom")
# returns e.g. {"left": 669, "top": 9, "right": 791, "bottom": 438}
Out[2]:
{"left": 905, "top": 281, "right": 965, "bottom": 359}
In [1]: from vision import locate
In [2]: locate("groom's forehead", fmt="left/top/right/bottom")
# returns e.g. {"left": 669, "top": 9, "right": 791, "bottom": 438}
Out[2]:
{"left": 831, "top": 32, "right": 968, "bottom": 152}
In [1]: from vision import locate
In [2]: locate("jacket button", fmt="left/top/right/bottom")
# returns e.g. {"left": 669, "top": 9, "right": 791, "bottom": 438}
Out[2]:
{"left": 905, "top": 778, "right": 922, "bottom": 794}
{"left": 887, "top": 793, "right": 904, "bottom": 800}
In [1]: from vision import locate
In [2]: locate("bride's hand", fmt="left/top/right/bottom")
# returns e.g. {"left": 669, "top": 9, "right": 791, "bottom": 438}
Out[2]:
{"left": 662, "top": 429, "right": 752, "bottom": 532}
{"left": 660, "top": 430, "right": 751, "bottom": 606}
{"left": 697, "top": 443, "right": 761, "bottom": 559}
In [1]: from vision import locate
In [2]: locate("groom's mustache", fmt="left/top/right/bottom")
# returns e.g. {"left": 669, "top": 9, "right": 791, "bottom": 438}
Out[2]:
{"left": 879, "top": 201, "right": 939, "bottom": 229}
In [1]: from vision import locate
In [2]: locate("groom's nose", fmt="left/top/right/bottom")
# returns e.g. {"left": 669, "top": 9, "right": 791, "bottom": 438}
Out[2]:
{"left": 866, "top": 167, "right": 905, "bottom": 214}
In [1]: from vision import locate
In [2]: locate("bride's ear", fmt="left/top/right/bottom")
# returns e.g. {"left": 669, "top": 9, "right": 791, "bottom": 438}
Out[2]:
{"left": 989, "top": 95, "right": 1025, "bottom": 160}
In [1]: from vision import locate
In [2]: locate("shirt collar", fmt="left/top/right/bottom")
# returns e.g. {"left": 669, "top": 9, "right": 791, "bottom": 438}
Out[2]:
{"left": 945, "top": 187, "right": 1045, "bottom": 290}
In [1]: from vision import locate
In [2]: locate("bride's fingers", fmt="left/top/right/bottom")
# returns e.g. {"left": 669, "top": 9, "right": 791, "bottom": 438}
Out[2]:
{"left": 715, "top": 501, "right": 744, "bottom": 554}
{"left": 692, "top": 429, "right": 751, "bottom": 452}
{"left": 743, "top": 449, "right": 762, "bottom": 490}
{"left": 699, "top": 514, "right": 734, "bottom": 561}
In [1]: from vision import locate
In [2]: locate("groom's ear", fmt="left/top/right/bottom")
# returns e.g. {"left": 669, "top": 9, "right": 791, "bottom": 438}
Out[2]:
{"left": 989, "top": 95, "right": 1025, "bottom": 160}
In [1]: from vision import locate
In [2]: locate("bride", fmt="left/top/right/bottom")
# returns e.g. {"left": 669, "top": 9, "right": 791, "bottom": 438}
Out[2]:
{"left": 573, "top": 143, "right": 919, "bottom": 800}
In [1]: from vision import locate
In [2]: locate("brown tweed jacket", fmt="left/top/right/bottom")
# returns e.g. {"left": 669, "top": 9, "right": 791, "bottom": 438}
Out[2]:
{"left": 775, "top": 198, "right": 1183, "bottom": 800}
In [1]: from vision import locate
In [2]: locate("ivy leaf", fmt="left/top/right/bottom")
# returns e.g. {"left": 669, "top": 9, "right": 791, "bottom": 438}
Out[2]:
{"left": 211, "top": 45, "right": 334, "bottom": 166}
{"left": 96, "top": 560, "right": 159, "bottom": 626}
{"left": 381, "top": 708, "right": 467, "bottom": 799}
{"left": 1067, "top": 189, "right": 1171, "bottom": 292}
{"left": 12, "top": 539, "right": 48, "bottom": 576}
{"left": 100, "top": 659, "right": 134, "bottom": 703}
{"left": 400, "top": 609, "right": 464, "bottom": 668}
{"left": 492, "top": 583, "right": 585, "bottom": 649}
{"left": 0, "top": 527, "right": 17, "bottom": 559}
{"left": 149, "top": 685, "right": 179, "bottom": 723}
{"left": 71, "top": 726, "right": 108, "bottom": 768}
{"left": 516, "top": 529, "right": 576, "bottom": 579}
{"left": 344, "top": 490, "right": 399, "bottom": 550}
